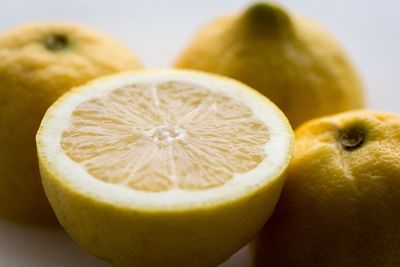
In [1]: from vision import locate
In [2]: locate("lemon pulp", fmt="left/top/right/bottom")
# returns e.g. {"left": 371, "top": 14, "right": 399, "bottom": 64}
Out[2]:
{"left": 61, "top": 80, "right": 269, "bottom": 192}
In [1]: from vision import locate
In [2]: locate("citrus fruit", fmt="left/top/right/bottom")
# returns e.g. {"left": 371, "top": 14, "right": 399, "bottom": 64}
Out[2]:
{"left": 36, "top": 70, "right": 293, "bottom": 267}
{"left": 175, "top": 2, "right": 365, "bottom": 128}
{"left": 0, "top": 22, "right": 141, "bottom": 225}
{"left": 254, "top": 110, "right": 400, "bottom": 267}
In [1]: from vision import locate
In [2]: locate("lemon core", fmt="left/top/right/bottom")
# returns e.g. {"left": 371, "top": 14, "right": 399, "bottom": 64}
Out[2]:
{"left": 339, "top": 126, "right": 365, "bottom": 151}
{"left": 44, "top": 33, "right": 69, "bottom": 51}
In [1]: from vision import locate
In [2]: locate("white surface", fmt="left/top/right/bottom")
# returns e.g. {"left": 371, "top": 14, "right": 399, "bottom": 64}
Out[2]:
{"left": 1, "top": 0, "right": 399, "bottom": 266}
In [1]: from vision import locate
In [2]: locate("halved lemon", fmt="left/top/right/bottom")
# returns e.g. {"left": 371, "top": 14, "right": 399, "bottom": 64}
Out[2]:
{"left": 36, "top": 70, "right": 293, "bottom": 267}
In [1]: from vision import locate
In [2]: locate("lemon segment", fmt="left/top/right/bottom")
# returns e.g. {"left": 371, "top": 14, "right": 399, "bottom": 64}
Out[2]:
{"left": 37, "top": 70, "right": 293, "bottom": 267}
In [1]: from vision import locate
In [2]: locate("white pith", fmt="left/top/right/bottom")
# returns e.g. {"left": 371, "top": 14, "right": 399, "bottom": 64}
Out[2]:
{"left": 37, "top": 70, "right": 292, "bottom": 209}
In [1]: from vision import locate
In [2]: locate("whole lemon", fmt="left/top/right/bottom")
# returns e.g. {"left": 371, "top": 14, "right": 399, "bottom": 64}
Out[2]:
{"left": 254, "top": 110, "right": 400, "bottom": 267}
{"left": 0, "top": 22, "right": 141, "bottom": 226}
{"left": 175, "top": 2, "right": 365, "bottom": 128}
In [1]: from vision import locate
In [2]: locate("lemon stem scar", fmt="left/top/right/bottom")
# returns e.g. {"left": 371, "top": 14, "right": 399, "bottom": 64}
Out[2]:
{"left": 44, "top": 34, "right": 69, "bottom": 51}
{"left": 340, "top": 126, "right": 365, "bottom": 151}
{"left": 239, "top": 2, "right": 292, "bottom": 36}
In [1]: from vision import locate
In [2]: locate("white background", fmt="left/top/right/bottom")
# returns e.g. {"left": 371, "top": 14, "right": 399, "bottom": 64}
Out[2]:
{"left": 0, "top": 0, "right": 399, "bottom": 266}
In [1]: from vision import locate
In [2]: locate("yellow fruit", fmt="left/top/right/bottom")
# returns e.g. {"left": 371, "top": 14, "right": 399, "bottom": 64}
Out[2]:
{"left": 175, "top": 2, "right": 365, "bottom": 128}
{"left": 0, "top": 22, "right": 141, "bottom": 226}
{"left": 254, "top": 110, "right": 400, "bottom": 267}
{"left": 36, "top": 70, "right": 293, "bottom": 267}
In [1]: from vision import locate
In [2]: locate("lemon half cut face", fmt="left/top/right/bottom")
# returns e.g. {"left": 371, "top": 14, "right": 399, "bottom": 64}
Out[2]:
{"left": 37, "top": 70, "right": 293, "bottom": 267}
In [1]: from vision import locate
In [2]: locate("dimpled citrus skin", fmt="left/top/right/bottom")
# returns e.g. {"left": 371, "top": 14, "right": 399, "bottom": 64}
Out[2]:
{"left": 0, "top": 22, "right": 141, "bottom": 226}
{"left": 254, "top": 110, "right": 400, "bottom": 267}
{"left": 175, "top": 2, "right": 365, "bottom": 128}
{"left": 41, "top": 163, "right": 287, "bottom": 267}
